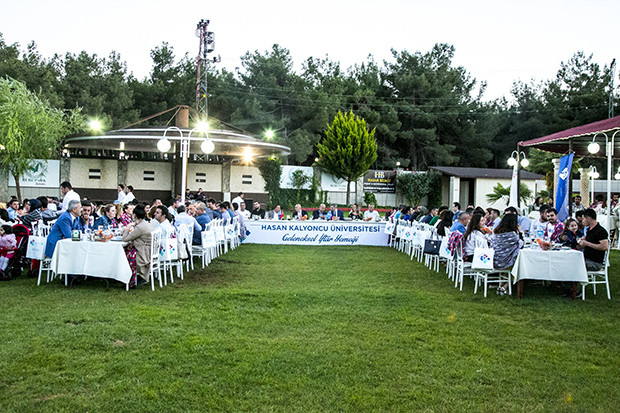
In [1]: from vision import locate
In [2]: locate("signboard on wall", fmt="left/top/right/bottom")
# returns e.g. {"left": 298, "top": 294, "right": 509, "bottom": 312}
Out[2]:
{"left": 280, "top": 166, "right": 314, "bottom": 189}
{"left": 321, "top": 173, "right": 349, "bottom": 192}
{"left": 8, "top": 159, "right": 60, "bottom": 188}
{"left": 363, "top": 170, "right": 396, "bottom": 193}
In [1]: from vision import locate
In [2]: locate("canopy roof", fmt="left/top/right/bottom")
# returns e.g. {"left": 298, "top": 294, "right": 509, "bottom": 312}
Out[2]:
{"left": 518, "top": 115, "right": 620, "bottom": 158}
{"left": 65, "top": 127, "right": 291, "bottom": 160}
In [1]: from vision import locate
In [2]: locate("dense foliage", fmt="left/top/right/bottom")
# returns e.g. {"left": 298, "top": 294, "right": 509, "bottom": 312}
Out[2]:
{"left": 1, "top": 33, "right": 617, "bottom": 177}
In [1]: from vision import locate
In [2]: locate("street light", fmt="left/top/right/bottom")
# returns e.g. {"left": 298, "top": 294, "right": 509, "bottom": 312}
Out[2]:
{"left": 586, "top": 130, "right": 618, "bottom": 229}
{"left": 157, "top": 126, "right": 215, "bottom": 204}
{"left": 507, "top": 151, "right": 528, "bottom": 168}
{"left": 589, "top": 165, "right": 599, "bottom": 204}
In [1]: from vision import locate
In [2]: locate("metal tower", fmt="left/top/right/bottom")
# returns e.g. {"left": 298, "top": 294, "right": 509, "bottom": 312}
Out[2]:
{"left": 195, "top": 19, "right": 221, "bottom": 118}
{"left": 609, "top": 58, "right": 616, "bottom": 119}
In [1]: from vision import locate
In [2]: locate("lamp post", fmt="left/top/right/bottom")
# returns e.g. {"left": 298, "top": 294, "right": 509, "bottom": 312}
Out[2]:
{"left": 589, "top": 165, "right": 599, "bottom": 205}
{"left": 587, "top": 131, "right": 617, "bottom": 231}
{"left": 157, "top": 126, "right": 215, "bottom": 204}
{"left": 507, "top": 150, "right": 529, "bottom": 208}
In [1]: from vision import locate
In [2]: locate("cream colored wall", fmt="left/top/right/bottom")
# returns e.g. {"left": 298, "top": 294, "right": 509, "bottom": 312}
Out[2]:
{"left": 126, "top": 161, "right": 172, "bottom": 191}
{"left": 69, "top": 158, "right": 118, "bottom": 188}
{"left": 474, "top": 178, "right": 539, "bottom": 209}
{"left": 231, "top": 165, "right": 266, "bottom": 193}
{"left": 187, "top": 163, "right": 222, "bottom": 192}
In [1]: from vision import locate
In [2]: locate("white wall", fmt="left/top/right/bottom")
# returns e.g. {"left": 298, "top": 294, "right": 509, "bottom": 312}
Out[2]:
{"left": 126, "top": 161, "right": 172, "bottom": 191}
{"left": 69, "top": 158, "right": 118, "bottom": 189}
{"left": 230, "top": 165, "right": 266, "bottom": 194}
{"left": 187, "top": 163, "right": 222, "bottom": 192}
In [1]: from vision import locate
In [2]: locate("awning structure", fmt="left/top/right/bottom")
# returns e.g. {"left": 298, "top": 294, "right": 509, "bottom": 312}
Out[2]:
{"left": 65, "top": 127, "right": 291, "bottom": 160}
{"left": 518, "top": 115, "right": 620, "bottom": 158}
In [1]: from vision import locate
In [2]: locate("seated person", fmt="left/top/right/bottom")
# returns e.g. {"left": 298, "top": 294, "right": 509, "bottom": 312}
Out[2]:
{"left": 312, "top": 204, "right": 328, "bottom": 220}
{"left": 77, "top": 200, "right": 94, "bottom": 231}
{"left": 463, "top": 214, "right": 488, "bottom": 261}
{"left": 267, "top": 205, "right": 283, "bottom": 220}
{"left": 326, "top": 204, "right": 344, "bottom": 221}
{"left": 251, "top": 201, "right": 266, "bottom": 219}
{"left": 449, "top": 212, "right": 471, "bottom": 235}
{"left": 419, "top": 207, "right": 438, "bottom": 224}
{"left": 545, "top": 208, "right": 564, "bottom": 242}
{"left": 174, "top": 205, "right": 201, "bottom": 234}
{"left": 577, "top": 208, "right": 609, "bottom": 271}
{"left": 193, "top": 202, "right": 212, "bottom": 245}
{"left": 348, "top": 204, "right": 362, "bottom": 220}
{"left": 363, "top": 204, "right": 380, "bottom": 222}
{"left": 558, "top": 218, "right": 582, "bottom": 249}
{"left": 292, "top": 204, "right": 308, "bottom": 220}
{"left": 93, "top": 204, "right": 118, "bottom": 229}
{"left": 122, "top": 205, "right": 154, "bottom": 287}
{"left": 0, "top": 225, "right": 17, "bottom": 273}
{"left": 45, "top": 200, "right": 82, "bottom": 258}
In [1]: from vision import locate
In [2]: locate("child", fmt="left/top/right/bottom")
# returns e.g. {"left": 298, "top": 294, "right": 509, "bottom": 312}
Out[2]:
{"left": 0, "top": 225, "right": 17, "bottom": 272}
{"left": 558, "top": 218, "right": 581, "bottom": 249}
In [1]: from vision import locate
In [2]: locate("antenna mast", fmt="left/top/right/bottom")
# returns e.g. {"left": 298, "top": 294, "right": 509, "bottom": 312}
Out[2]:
{"left": 196, "top": 19, "right": 221, "bottom": 119}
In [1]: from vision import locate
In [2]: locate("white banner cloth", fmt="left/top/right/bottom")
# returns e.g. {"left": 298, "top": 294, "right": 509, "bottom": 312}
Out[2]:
{"left": 244, "top": 221, "right": 388, "bottom": 246}
{"left": 511, "top": 248, "right": 588, "bottom": 283}
{"left": 51, "top": 239, "right": 132, "bottom": 284}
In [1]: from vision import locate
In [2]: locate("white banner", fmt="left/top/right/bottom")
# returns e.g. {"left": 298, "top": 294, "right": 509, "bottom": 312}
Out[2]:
{"left": 8, "top": 159, "right": 60, "bottom": 188}
{"left": 321, "top": 173, "right": 349, "bottom": 192}
{"left": 244, "top": 221, "right": 389, "bottom": 246}
{"left": 280, "top": 166, "right": 314, "bottom": 189}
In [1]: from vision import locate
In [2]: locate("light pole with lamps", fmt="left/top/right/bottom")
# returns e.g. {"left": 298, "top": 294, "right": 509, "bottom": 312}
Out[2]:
{"left": 588, "top": 165, "right": 599, "bottom": 205}
{"left": 587, "top": 130, "right": 618, "bottom": 232}
{"left": 507, "top": 150, "right": 529, "bottom": 208}
{"left": 157, "top": 125, "right": 215, "bottom": 204}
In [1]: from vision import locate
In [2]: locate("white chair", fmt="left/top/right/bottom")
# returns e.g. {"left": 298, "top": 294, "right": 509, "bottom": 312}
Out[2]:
{"left": 471, "top": 246, "right": 512, "bottom": 298}
{"left": 177, "top": 224, "right": 194, "bottom": 272}
{"left": 582, "top": 250, "right": 611, "bottom": 300}
{"left": 159, "top": 230, "right": 184, "bottom": 283}
{"left": 149, "top": 231, "right": 163, "bottom": 290}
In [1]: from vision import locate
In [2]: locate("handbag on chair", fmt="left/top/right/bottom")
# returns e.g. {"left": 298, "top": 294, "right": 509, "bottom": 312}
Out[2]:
{"left": 423, "top": 238, "right": 441, "bottom": 255}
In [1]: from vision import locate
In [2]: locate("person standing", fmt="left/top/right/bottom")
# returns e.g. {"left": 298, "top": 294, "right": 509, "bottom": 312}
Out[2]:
{"left": 122, "top": 185, "right": 135, "bottom": 204}
{"left": 59, "top": 181, "right": 80, "bottom": 213}
{"left": 116, "top": 184, "right": 126, "bottom": 204}
{"left": 122, "top": 205, "right": 155, "bottom": 287}
{"left": 231, "top": 192, "right": 244, "bottom": 210}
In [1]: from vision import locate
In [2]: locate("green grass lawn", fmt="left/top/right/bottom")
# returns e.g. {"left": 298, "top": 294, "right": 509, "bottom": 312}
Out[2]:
{"left": 1, "top": 245, "right": 618, "bottom": 412}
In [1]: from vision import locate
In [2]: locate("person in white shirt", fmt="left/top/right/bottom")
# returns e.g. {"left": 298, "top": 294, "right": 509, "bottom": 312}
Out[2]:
{"left": 59, "top": 181, "right": 80, "bottom": 213}
{"left": 231, "top": 192, "right": 244, "bottom": 210}
{"left": 122, "top": 185, "right": 135, "bottom": 204}
{"left": 363, "top": 204, "right": 380, "bottom": 222}
{"left": 239, "top": 201, "right": 251, "bottom": 220}
{"left": 116, "top": 184, "right": 126, "bottom": 203}
{"left": 463, "top": 213, "right": 489, "bottom": 260}
{"left": 530, "top": 204, "right": 549, "bottom": 240}
{"left": 152, "top": 205, "right": 173, "bottom": 234}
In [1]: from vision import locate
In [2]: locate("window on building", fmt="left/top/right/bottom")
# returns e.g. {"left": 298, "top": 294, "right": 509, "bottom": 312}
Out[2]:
{"left": 196, "top": 172, "right": 206, "bottom": 183}
{"left": 242, "top": 174, "right": 252, "bottom": 185}
{"left": 144, "top": 170, "right": 155, "bottom": 181}
{"left": 88, "top": 169, "right": 101, "bottom": 179}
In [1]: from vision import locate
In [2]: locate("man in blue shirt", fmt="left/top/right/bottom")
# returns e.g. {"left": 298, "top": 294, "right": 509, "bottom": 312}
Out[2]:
{"left": 193, "top": 203, "right": 212, "bottom": 245}
{"left": 45, "top": 200, "right": 82, "bottom": 258}
{"left": 6, "top": 199, "right": 19, "bottom": 221}
{"left": 449, "top": 211, "right": 470, "bottom": 235}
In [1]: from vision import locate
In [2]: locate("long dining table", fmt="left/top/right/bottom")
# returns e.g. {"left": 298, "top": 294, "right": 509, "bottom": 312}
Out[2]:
{"left": 50, "top": 238, "right": 132, "bottom": 288}
{"left": 511, "top": 247, "right": 588, "bottom": 299}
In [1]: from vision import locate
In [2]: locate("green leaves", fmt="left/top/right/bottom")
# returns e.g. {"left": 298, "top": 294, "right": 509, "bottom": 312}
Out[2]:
{"left": 317, "top": 111, "right": 378, "bottom": 204}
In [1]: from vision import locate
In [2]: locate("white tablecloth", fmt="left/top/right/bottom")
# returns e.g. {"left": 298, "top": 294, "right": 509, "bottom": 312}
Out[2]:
{"left": 511, "top": 248, "right": 588, "bottom": 283}
{"left": 244, "top": 220, "right": 388, "bottom": 246}
{"left": 51, "top": 239, "right": 132, "bottom": 284}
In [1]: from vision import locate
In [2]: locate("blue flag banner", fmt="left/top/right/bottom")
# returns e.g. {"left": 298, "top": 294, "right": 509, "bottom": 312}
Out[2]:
{"left": 555, "top": 153, "right": 574, "bottom": 222}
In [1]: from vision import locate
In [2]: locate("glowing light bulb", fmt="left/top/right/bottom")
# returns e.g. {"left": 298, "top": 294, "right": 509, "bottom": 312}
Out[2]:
{"left": 157, "top": 138, "right": 171, "bottom": 152}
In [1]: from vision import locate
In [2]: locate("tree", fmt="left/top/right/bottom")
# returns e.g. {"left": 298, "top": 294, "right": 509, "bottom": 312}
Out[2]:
{"left": 0, "top": 77, "right": 82, "bottom": 201}
{"left": 290, "top": 169, "right": 310, "bottom": 203}
{"left": 256, "top": 157, "right": 282, "bottom": 208}
{"left": 485, "top": 182, "right": 532, "bottom": 206}
{"left": 395, "top": 171, "right": 441, "bottom": 206}
{"left": 317, "top": 111, "right": 377, "bottom": 205}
